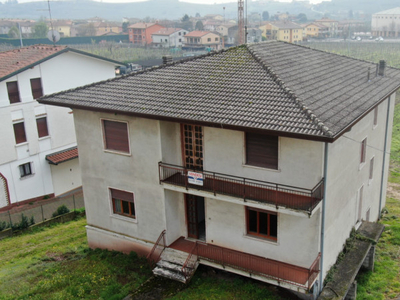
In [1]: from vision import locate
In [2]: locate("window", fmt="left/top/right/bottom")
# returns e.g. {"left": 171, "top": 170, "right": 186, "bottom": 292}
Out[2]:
{"left": 36, "top": 117, "right": 49, "bottom": 138}
{"left": 373, "top": 107, "right": 378, "bottom": 126}
{"left": 111, "top": 188, "right": 135, "bottom": 218}
{"left": 246, "top": 207, "right": 277, "bottom": 240}
{"left": 179, "top": 38, "right": 181, "bottom": 42}
{"left": 13, "top": 122, "right": 27, "bottom": 144}
{"left": 369, "top": 157, "right": 374, "bottom": 180}
{"left": 30, "top": 78, "right": 43, "bottom": 98}
{"left": 7, "top": 81, "right": 21, "bottom": 104}
{"left": 19, "top": 162, "right": 32, "bottom": 177}
{"left": 357, "top": 186, "right": 363, "bottom": 223}
{"left": 246, "top": 132, "right": 278, "bottom": 169}
{"left": 215, "top": 37, "right": 219, "bottom": 41}
{"left": 360, "top": 138, "right": 367, "bottom": 164}
{"left": 102, "top": 120, "right": 130, "bottom": 153}
{"left": 207, "top": 38, "right": 211, "bottom": 42}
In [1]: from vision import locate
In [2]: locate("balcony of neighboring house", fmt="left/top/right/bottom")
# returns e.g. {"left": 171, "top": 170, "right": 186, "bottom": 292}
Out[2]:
{"left": 158, "top": 162, "right": 324, "bottom": 216}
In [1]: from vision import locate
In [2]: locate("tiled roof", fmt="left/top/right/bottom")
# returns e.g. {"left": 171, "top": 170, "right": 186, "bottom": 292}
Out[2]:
{"left": 374, "top": 7, "right": 400, "bottom": 15}
{"left": 128, "top": 22, "right": 156, "bottom": 29}
{"left": 153, "top": 28, "right": 184, "bottom": 36}
{"left": 38, "top": 41, "right": 400, "bottom": 142}
{"left": 271, "top": 21, "right": 303, "bottom": 29}
{"left": 46, "top": 146, "right": 78, "bottom": 165}
{"left": 0, "top": 44, "right": 124, "bottom": 82}
{"left": 185, "top": 31, "right": 212, "bottom": 37}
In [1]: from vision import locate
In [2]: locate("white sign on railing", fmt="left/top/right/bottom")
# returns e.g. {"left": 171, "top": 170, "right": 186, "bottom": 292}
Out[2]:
{"left": 188, "top": 171, "right": 204, "bottom": 186}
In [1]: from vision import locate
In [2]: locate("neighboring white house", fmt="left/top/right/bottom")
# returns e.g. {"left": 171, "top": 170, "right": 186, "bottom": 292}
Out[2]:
{"left": 39, "top": 41, "right": 400, "bottom": 297}
{"left": 0, "top": 44, "right": 123, "bottom": 208}
{"left": 152, "top": 28, "right": 188, "bottom": 48}
{"left": 372, "top": 7, "right": 400, "bottom": 37}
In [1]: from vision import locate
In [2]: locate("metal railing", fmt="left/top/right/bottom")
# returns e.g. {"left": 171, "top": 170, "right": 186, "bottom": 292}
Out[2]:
{"left": 191, "top": 241, "right": 320, "bottom": 290}
{"left": 147, "top": 230, "right": 166, "bottom": 267}
{"left": 159, "top": 162, "right": 324, "bottom": 213}
{"left": 181, "top": 242, "right": 198, "bottom": 280}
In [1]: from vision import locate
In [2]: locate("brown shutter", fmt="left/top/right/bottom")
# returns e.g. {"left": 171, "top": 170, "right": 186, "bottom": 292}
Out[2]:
{"left": 103, "top": 120, "right": 130, "bottom": 152}
{"left": 7, "top": 81, "right": 20, "bottom": 104}
{"left": 111, "top": 189, "right": 134, "bottom": 202}
{"left": 13, "top": 122, "right": 27, "bottom": 144}
{"left": 246, "top": 132, "right": 278, "bottom": 169}
{"left": 30, "top": 78, "right": 43, "bottom": 99}
{"left": 36, "top": 117, "right": 49, "bottom": 138}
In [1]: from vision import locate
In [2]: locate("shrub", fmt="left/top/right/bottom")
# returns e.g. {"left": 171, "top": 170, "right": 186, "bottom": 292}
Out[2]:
{"left": 0, "top": 221, "right": 10, "bottom": 231}
{"left": 52, "top": 205, "right": 70, "bottom": 218}
{"left": 11, "top": 214, "right": 30, "bottom": 231}
{"left": 29, "top": 216, "right": 35, "bottom": 226}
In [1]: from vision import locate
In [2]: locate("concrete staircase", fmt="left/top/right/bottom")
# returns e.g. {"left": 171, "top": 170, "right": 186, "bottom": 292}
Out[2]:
{"left": 152, "top": 248, "right": 199, "bottom": 283}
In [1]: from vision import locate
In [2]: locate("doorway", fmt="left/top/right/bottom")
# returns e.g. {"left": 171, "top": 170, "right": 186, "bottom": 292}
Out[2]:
{"left": 185, "top": 194, "right": 205, "bottom": 241}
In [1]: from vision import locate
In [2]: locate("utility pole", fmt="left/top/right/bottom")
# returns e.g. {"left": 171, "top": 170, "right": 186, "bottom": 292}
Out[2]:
{"left": 238, "top": 0, "right": 244, "bottom": 44}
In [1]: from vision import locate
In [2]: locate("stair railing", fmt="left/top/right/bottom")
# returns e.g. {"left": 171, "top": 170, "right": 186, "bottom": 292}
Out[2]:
{"left": 147, "top": 229, "right": 166, "bottom": 267}
{"left": 181, "top": 241, "right": 198, "bottom": 280}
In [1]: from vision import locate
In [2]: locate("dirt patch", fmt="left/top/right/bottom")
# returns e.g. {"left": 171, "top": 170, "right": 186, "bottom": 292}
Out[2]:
{"left": 42, "top": 251, "right": 76, "bottom": 262}
{"left": 387, "top": 183, "right": 400, "bottom": 200}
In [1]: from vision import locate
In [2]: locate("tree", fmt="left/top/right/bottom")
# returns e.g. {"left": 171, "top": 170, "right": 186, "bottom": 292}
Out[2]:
{"left": 195, "top": 20, "right": 204, "bottom": 31}
{"left": 181, "top": 14, "right": 190, "bottom": 22}
{"left": 262, "top": 11, "right": 269, "bottom": 21}
{"left": 33, "top": 21, "right": 48, "bottom": 38}
{"left": 76, "top": 23, "right": 96, "bottom": 37}
{"left": 8, "top": 26, "right": 20, "bottom": 38}
{"left": 297, "top": 13, "right": 307, "bottom": 23}
{"left": 122, "top": 22, "right": 129, "bottom": 33}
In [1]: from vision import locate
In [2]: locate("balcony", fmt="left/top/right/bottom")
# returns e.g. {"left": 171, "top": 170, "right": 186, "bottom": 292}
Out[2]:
{"left": 159, "top": 162, "right": 324, "bottom": 214}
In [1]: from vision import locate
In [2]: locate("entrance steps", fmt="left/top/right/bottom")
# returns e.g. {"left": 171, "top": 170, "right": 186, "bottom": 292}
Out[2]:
{"left": 152, "top": 248, "right": 199, "bottom": 284}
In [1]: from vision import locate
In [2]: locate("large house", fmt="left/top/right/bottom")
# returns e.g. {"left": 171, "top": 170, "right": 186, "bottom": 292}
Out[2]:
{"left": 183, "top": 31, "right": 222, "bottom": 50}
{"left": 260, "top": 21, "right": 303, "bottom": 43}
{"left": 39, "top": 41, "right": 400, "bottom": 297}
{"left": 128, "top": 22, "right": 164, "bottom": 45}
{"left": 0, "top": 45, "right": 123, "bottom": 209}
{"left": 151, "top": 28, "right": 188, "bottom": 48}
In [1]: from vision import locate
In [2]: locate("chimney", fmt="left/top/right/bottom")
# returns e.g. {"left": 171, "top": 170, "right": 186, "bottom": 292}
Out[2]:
{"left": 378, "top": 60, "right": 386, "bottom": 76}
{"left": 162, "top": 55, "right": 173, "bottom": 65}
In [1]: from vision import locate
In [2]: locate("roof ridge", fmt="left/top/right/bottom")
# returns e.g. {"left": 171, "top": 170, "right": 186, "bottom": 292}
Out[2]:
{"left": 246, "top": 42, "right": 333, "bottom": 137}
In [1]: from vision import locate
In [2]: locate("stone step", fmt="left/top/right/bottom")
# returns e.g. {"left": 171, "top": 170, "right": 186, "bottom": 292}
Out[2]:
{"left": 160, "top": 248, "right": 189, "bottom": 265}
{"left": 156, "top": 260, "right": 184, "bottom": 273}
{"left": 153, "top": 266, "right": 187, "bottom": 284}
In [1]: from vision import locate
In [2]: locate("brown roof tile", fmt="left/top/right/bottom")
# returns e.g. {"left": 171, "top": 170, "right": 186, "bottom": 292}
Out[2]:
{"left": 46, "top": 146, "right": 78, "bottom": 165}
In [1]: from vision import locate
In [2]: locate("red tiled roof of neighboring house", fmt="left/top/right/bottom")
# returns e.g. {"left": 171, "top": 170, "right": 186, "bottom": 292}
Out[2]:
{"left": 307, "top": 23, "right": 329, "bottom": 29}
{"left": 46, "top": 146, "right": 78, "bottom": 165}
{"left": 0, "top": 44, "right": 124, "bottom": 82}
{"left": 152, "top": 28, "right": 184, "bottom": 36}
{"left": 271, "top": 21, "right": 303, "bottom": 29}
{"left": 185, "top": 31, "right": 212, "bottom": 37}
{"left": 128, "top": 22, "right": 156, "bottom": 29}
{"left": 315, "top": 18, "right": 338, "bottom": 23}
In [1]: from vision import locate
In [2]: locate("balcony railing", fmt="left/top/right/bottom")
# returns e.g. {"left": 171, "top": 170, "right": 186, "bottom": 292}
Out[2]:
{"left": 159, "top": 162, "right": 324, "bottom": 214}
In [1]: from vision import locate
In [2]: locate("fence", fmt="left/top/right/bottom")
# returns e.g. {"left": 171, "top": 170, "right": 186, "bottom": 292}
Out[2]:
{"left": 0, "top": 190, "right": 84, "bottom": 228}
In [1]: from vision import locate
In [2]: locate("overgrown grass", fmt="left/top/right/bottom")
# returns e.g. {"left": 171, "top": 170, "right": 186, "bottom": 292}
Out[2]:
{"left": 0, "top": 217, "right": 151, "bottom": 300}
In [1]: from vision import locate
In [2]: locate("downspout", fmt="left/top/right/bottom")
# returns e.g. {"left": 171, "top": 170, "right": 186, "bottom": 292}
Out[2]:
{"left": 379, "top": 96, "right": 391, "bottom": 218}
{"left": 319, "top": 142, "right": 329, "bottom": 293}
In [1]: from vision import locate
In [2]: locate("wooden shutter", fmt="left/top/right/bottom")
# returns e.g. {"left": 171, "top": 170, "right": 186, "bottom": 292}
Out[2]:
{"left": 246, "top": 132, "right": 278, "bottom": 169}
{"left": 36, "top": 117, "right": 49, "bottom": 138}
{"left": 111, "top": 189, "right": 133, "bottom": 203}
{"left": 30, "top": 78, "right": 43, "bottom": 99}
{"left": 103, "top": 120, "right": 129, "bottom": 153}
{"left": 7, "top": 81, "right": 20, "bottom": 104}
{"left": 13, "top": 122, "right": 27, "bottom": 144}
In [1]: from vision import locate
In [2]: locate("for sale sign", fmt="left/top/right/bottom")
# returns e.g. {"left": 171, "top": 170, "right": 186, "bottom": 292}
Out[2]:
{"left": 188, "top": 171, "right": 204, "bottom": 186}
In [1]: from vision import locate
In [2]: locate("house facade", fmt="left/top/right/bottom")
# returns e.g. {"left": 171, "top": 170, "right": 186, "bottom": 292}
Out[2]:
{"left": 0, "top": 45, "right": 123, "bottom": 208}
{"left": 371, "top": 7, "right": 400, "bottom": 37}
{"left": 151, "top": 28, "right": 188, "bottom": 48}
{"left": 39, "top": 41, "right": 399, "bottom": 297}
{"left": 183, "top": 31, "right": 222, "bottom": 50}
{"left": 260, "top": 21, "right": 303, "bottom": 42}
{"left": 128, "top": 22, "right": 165, "bottom": 45}
{"left": 304, "top": 23, "right": 329, "bottom": 38}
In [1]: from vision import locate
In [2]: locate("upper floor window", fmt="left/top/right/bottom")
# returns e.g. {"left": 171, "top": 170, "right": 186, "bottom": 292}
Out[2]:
{"left": 30, "top": 78, "right": 43, "bottom": 99}
{"left": 13, "top": 122, "right": 27, "bottom": 144}
{"left": 102, "top": 119, "right": 130, "bottom": 153}
{"left": 110, "top": 188, "right": 135, "bottom": 219}
{"left": 36, "top": 117, "right": 49, "bottom": 138}
{"left": 7, "top": 81, "right": 21, "bottom": 104}
{"left": 207, "top": 38, "right": 211, "bottom": 42}
{"left": 373, "top": 107, "right": 378, "bottom": 127}
{"left": 246, "top": 207, "right": 277, "bottom": 241}
{"left": 360, "top": 138, "right": 367, "bottom": 164}
{"left": 246, "top": 132, "right": 278, "bottom": 169}
{"left": 369, "top": 157, "right": 374, "bottom": 180}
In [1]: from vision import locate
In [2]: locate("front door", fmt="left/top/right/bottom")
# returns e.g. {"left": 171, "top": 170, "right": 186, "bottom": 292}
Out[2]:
{"left": 186, "top": 194, "right": 205, "bottom": 241}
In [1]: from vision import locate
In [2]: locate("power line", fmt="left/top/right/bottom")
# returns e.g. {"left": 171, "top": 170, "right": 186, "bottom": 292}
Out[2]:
{"left": 342, "top": 134, "right": 390, "bottom": 155}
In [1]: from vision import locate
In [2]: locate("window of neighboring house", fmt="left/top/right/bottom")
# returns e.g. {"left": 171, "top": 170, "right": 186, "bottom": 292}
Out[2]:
{"left": 246, "top": 207, "right": 277, "bottom": 240}
{"left": 13, "top": 122, "right": 27, "bottom": 144}
{"left": 7, "top": 81, "right": 21, "bottom": 104}
{"left": 165, "top": 39, "right": 168, "bottom": 42}
{"left": 207, "top": 38, "right": 211, "bottom": 42}
{"left": 179, "top": 32, "right": 181, "bottom": 35}
{"left": 373, "top": 107, "right": 378, "bottom": 127}
{"left": 179, "top": 38, "right": 181, "bottom": 42}
{"left": 36, "top": 117, "right": 49, "bottom": 138}
{"left": 102, "top": 119, "right": 130, "bottom": 153}
{"left": 215, "top": 37, "right": 218, "bottom": 41}
{"left": 19, "top": 162, "right": 32, "bottom": 177}
{"left": 110, "top": 188, "right": 135, "bottom": 218}
{"left": 369, "top": 157, "right": 374, "bottom": 180}
{"left": 246, "top": 132, "right": 278, "bottom": 170}
{"left": 360, "top": 138, "right": 367, "bottom": 164}
{"left": 30, "top": 78, "right": 43, "bottom": 99}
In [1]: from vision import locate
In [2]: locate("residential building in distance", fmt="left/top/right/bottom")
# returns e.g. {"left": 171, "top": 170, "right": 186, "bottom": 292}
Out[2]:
{"left": 260, "top": 21, "right": 303, "bottom": 42}
{"left": 94, "top": 22, "right": 122, "bottom": 36}
{"left": 304, "top": 23, "right": 329, "bottom": 38}
{"left": 152, "top": 28, "right": 188, "bottom": 48}
{"left": 183, "top": 31, "right": 222, "bottom": 50}
{"left": 39, "top": 41, "right": 399, "bottom": 298}
{"left": 246, "top": 28, "right": 263, "bottom": 43}
{"left": 128, "top": 22, "right": 165, "bottom": 45}
{"left": 0, "top": 45, "right": 123, "bottom": 209}
{"left": 314, "top": 18, "right": 339, "bottom": 37}
{"left": 51, "top": 20, "right": 73, "bottom": 37}
{"left": 371, "top": 7, "right": 400, "bottom": 37}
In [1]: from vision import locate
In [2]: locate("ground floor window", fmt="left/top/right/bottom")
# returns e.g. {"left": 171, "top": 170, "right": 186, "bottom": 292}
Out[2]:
{"left": 246, "top": 207, "right": 277, "bottom": 240}
{"left": 19, "top": 162, "right": 32, "bottom": 177}
{"left": 110, "top": 188, "right": 135, "bottom": 219}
